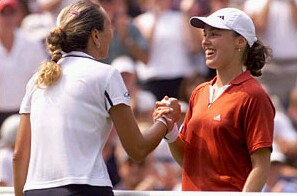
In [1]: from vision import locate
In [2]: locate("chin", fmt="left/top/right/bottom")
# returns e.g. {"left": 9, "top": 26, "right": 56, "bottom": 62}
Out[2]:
{"left": 205, "top": 62, "right": 215, "bottom": 69}
{"left": 206, "top": 59, "right": 219, "bottom": 70}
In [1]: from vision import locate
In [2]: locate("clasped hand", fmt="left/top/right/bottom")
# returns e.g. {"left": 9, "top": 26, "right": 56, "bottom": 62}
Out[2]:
{"left": 152, "top": 96, "right": 181, "bottom": 131}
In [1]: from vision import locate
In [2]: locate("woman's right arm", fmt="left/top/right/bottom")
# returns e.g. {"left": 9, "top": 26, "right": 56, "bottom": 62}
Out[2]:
{"left": 110, "top": 98, "right": 181, "bottom": 162}
{"left": 13, "top": 114, "right": 31, "bottom": 196}
{"left": 109, "top": 104, "right": 168, "bottom": 162}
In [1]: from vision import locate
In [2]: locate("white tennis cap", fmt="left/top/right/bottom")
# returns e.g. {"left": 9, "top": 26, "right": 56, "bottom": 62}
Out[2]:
{"left": 190, "top": 8, "right": 257, "bottom": 47}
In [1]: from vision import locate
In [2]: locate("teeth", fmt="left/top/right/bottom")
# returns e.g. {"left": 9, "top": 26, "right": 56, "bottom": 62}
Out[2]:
{"left": 206, "top": 49, "right": 215, "bottom": 55}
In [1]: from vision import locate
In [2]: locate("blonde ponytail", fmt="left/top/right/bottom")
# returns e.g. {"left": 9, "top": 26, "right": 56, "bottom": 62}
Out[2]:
{"left": 36, "top": 61, "right": 62, "bottom": 88}
{"left": 36, "top": 28, "right": 63, "bottom": 88}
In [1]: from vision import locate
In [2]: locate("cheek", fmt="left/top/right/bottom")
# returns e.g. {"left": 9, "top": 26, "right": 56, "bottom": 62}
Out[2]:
{"left": 218, "top": 40, "right": 236, "bottom": 56}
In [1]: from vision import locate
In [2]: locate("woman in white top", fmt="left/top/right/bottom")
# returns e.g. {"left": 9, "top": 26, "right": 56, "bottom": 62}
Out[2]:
{"left": 13, "top": 1, "right": 180, "bottom": 196}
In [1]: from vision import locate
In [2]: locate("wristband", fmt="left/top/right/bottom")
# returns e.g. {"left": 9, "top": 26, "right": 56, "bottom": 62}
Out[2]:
{"left": 163, "top": 123, "right": 179, "bottom": 143}
{"left": 156, "top": 117, "right": 168, "bottom": 129}
{"left": 161, "top": 98, "right": 171, "bottom": 105}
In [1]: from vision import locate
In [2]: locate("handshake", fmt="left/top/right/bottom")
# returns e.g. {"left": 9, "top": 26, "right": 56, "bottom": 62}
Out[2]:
{"left": 153, "top": 96, "right": 181, "bottom": 143}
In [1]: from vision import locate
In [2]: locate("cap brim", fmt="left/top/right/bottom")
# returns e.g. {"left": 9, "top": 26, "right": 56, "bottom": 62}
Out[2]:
{"left": 190, "top": 17, "right": 206, "bottom": 28}
{"left": 190, "top": 16, "right": 231, "bottom": 30}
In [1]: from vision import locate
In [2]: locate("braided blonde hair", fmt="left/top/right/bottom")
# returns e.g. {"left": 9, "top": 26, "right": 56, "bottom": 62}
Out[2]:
{"left": 36, "top": 0, "right": 106, "bottom": 88}
{"left": 36, "top": 28, "right": 63, "bottom": 88}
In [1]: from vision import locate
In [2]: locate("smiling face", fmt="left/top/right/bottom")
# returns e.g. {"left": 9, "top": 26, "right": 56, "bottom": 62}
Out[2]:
{"left": 202, "top": 25, "right": 243, "bottom": 71}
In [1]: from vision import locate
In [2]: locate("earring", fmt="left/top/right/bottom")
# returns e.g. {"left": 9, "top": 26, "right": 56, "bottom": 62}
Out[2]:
{"left": 96, "top": 43, "right": 100, "bottom": 48}
{"left": 238, "top": 48, "right": 241, "bottom": 52}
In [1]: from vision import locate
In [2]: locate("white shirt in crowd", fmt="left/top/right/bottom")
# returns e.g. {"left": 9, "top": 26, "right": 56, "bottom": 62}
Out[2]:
{"left": 0, "top": 29, "right": 46, "bottom": 112}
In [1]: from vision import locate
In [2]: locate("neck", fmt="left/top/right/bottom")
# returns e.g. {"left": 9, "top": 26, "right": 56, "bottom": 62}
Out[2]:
{"left": 215, "top": 65, "right": 244, "bottom": 87}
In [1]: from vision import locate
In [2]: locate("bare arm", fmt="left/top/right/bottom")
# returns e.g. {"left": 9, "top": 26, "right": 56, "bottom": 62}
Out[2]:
{"left": 13, "top": 114, "right": 31, "bottom": 196}
{"left": 110, "top": 99, "right": 180, "bottom": 162}
{"left": 115, "top": 14, "right": 149, "bottom": 64}
{"left": 168, "top": 137, "right": 185, "bottom": 167}
{"left": 250, "top": 0, "right": 271, "bottom": 35}
{"left": 290, "top": 0, "right": 297, "bottom": 28}
{"left": 122, "top": 37, "right": 149, "bottom": 64}
{"left": 180, "top": 0, "right": 203, "bottom": 54}
{"left": 242, "top": 148, "right": 271, "bottom": 192}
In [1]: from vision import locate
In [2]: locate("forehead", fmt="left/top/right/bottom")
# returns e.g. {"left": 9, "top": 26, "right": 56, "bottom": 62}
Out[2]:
{"left": 203, "top": 24, "right": 232, "bottom": 33}
{"left": 98, "top": 6, "right": 109, "bottom": 20}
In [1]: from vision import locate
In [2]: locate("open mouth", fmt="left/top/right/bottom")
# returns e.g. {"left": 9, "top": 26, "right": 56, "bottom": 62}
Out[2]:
{"left": 205, "top": 49, "right": 215, "bottom": 58}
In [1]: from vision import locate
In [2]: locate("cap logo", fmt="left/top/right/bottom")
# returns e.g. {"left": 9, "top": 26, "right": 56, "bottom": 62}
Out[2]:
{"left": 217, "top": 15, "right": 225, "bottom": 20}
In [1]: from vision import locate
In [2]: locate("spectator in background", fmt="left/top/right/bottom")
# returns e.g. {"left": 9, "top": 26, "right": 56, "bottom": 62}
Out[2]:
{"left": 20, "top": 11, "right": 55, "bottom": 56}
{"left": 0, "top": 114, "right": 20, "bottom": 186}
{"left": 125, "top": 0, "right": 142, "bottom": 17}
{"left": 114, "top": 141, "right": 180, "bottom": 191}
{"left": 266, "top": 141, "right": 297, "bottom": 193}
{"left": 244, "top": 0, "right": 297, "bottom": 108}
{"left": 134, "top": 0, "right": 201, "bottom": 100}
{"left": 264, "top": 93, "right": 297, "bottom": 192}
{"left": 179, "top": 0, "right": 210, "bottom": 78}
{"left": 36, "top": 0, "right": 76, "bottom": 18}
{"left": 0, "top": 0, "right": 46, "bottom": 127}
{"left": 113, "top": 145, "right": 159, "bottom": 190}
{"left": 15, "top": 0, "right": 30, "bottom": 26}
{"left": 93, "top": 0, "right": 149, "bottom": 65}
{"left": 288, "top": 87, "right": 297, "bottom": 131}
{"left": 283, "top": 87, "right": 297, "bottom": 166}
{"left": 34, "top": 0, "right": 76, "bottom": 41}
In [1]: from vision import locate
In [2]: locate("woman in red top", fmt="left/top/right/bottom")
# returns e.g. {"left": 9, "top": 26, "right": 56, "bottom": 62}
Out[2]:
{"left": 156, "top": 7, "right": 275, "bottom": 192}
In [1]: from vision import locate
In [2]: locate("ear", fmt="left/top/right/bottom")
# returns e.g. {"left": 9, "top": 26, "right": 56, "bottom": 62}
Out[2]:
{"left": 91, "top": 29, "right": 101, "bottom": 48}
{"left": 236, "top": 36, "right": 247, "bottom": 49}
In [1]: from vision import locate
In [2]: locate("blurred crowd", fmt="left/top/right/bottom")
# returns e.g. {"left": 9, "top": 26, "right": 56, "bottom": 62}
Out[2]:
{"left": 1, "top": 0, "right": 297, "bottom": 192}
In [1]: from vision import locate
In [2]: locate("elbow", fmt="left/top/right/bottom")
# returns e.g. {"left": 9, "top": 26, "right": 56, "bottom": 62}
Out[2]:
{"left": 13, "top": 150, "right": 22, "bottom": 165}
{"left": 13, "top": 148, "right": 27, "bottom": 165}
{"left": 125, "top": 145, "right": 149, "bottom": 162}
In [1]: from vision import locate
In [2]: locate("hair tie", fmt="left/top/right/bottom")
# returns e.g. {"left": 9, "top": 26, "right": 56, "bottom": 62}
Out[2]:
{"left": 67, "top": 10, "right": 80, "bottom": 16}
{"left": 58, "top": 27, "right": 63, "bottom": 33}
{"left": 57, "top": 27, "right": 66, "bottom": 39}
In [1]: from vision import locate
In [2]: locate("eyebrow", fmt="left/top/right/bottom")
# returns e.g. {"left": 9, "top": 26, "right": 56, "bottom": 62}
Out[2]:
{"left": 204, "top": 26, "right": 220, "bottom": 32}
{"left": 203, "top": 27, "right": 215, "bottom": 34}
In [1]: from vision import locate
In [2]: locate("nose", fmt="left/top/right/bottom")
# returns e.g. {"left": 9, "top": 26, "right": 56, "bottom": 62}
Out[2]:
{"left": 201, "top": 36, "right": 209, "bottom": 49}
